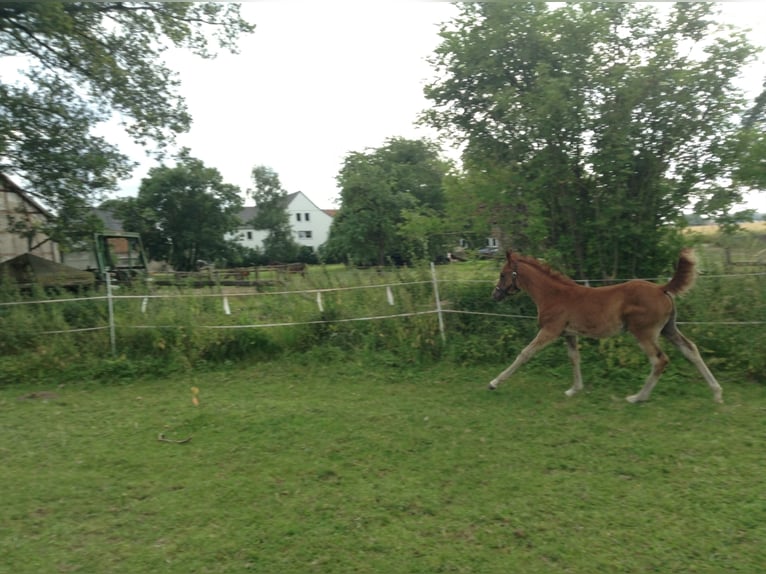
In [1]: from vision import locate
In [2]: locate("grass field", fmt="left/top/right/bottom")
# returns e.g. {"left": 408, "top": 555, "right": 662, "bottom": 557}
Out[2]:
{"left": 2, "top": 357, "right": 764, "bottom": 573}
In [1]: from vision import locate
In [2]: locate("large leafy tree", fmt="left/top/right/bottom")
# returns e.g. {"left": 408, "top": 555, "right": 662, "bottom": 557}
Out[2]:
{"left": 424, "top": 2, "right": 759, "bottom": 278}
{"left": 248, "top": 166, "right": 300, "bottom": 262}
{"left": 112, "top": 150, "right": 242, "bottom": 271}
{"left": 323, "top": 137, "right": 449, "bottom": 265}
{"left": 0, "top": 2, "right": 254, "bottom": 247}
{"left": 735, "top": 80, "right": 766, "bottom": 194}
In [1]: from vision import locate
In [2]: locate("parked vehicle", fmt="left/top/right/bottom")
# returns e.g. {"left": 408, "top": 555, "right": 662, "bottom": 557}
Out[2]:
{"left": 478, "top": 246, "right": 500, "bottom": 259}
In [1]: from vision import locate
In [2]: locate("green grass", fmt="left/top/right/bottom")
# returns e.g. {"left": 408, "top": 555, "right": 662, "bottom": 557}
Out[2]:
{"left": 2, "top": 357, "right": 764, "bottom": 573}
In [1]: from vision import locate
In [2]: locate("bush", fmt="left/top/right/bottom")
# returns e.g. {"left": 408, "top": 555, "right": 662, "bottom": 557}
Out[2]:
{"left": 0, "top": 258, "right": 762, "bottom": 385}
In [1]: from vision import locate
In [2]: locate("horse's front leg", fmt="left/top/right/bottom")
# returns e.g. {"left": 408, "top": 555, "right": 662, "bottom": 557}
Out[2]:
{"left": 488, "top": 329, "right": 559, "bottom": 390}
{"left": 564, "top": 334, "right": 584, "bottom": 397}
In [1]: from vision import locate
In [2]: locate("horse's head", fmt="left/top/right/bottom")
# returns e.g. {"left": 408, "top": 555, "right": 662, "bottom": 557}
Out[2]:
{"left": 492, "top": 249, "right": 520, "bottom": 301}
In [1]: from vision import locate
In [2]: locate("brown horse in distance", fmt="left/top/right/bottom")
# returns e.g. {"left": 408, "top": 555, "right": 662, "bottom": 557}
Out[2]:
{"left": 490, "top": 249, "right": 723, "bottom": 403}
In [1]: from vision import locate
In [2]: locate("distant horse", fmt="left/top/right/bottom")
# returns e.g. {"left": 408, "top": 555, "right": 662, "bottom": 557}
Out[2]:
{"left": 268, "top": 262, "right": 307, "bottom": 277}
{"left": 285, "top": 262, "right": 307, "bottom": 276}
{"left": 489, "top": 249, "right": 723, "bottom": 403}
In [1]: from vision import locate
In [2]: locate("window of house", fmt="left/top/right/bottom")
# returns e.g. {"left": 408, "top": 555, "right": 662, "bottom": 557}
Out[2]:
{"left": 246, "top": 231, "right": 253, "bottom": 240}
{"left": 296, "top": 213, "right": 301, "bottom": 222}
{"left": 298, "top": 231, "right": 313, "bottom": 239}
{"left": 305, "top": 213, "right": 310, "bottom": 221}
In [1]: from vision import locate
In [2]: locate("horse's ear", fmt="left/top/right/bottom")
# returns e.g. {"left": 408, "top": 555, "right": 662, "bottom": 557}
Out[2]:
{"left": 506, "top": 249, "right": 513, "bottom": 262}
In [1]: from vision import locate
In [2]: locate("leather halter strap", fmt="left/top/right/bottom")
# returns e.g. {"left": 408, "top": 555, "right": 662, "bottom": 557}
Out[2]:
{"left": 509, "top": 260, "right": 519, "bottom": 291}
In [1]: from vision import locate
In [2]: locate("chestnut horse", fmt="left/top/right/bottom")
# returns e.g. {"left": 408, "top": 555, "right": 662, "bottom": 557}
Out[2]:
{"left": 490, "top": 249, "right": 722, "bottom": 403}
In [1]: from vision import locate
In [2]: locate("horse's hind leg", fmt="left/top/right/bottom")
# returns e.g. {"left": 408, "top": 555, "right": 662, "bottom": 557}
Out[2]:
{"left": 626, "top": 335, "right": 669, "bottom": 403}
{"left": 662, "top": 322, "right": 723, "bottom": 403}
{"left": 564, "top": 334, "right": 584, "bottom": 397}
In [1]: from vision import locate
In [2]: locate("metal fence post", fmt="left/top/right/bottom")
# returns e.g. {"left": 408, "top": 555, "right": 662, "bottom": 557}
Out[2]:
{"left": 430, "top": 262, "right": 446, "bottom": 343}
{"left": 105, "top": 272, "right": 116, "bottom": 356}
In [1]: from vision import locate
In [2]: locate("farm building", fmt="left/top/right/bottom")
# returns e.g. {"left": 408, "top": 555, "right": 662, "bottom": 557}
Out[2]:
{"left": 60, "top": 208, "right": 142, "bottom": 272}
{"left": 0, "top": 173, "right": 60, "bottom": 264}
{"left": 227, "top": 191, "right": 334, "bottom": 253}
{"left": 0, "top": 252, "right": 94, "bottom": 290}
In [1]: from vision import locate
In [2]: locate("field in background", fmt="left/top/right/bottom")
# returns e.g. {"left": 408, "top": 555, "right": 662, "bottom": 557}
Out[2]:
{"left": 2, "top": 359, "right": 764, "bottom": 573}
{"left": 687, "top": 221, "right": 766, "bottom": 236}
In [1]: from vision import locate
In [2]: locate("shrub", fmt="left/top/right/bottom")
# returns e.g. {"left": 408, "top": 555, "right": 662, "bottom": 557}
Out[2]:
{"left": 0, "top": 257, "right": 762, "bottom": 385}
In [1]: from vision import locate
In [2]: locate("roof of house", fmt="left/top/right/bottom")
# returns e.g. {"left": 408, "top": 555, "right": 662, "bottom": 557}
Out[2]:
{"left": 0, "top": 172, "right": 53, "bottom": 219}
{"left": 236, "top": 191, "right": 336, "bottom": 225}
{"left": 93, "top": 208, "right": 125, "bottom": 232}
{"left": 236, "top": 192, "right": 298, "bottom": 224}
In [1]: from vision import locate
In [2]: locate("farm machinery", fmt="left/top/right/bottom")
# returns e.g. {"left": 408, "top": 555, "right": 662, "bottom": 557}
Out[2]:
{"left": 90, "top": 231, "right": 149, "bottom": 284}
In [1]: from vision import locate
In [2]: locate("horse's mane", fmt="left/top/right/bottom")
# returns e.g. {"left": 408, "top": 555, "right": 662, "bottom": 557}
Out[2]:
{"left": 516, "top": 254, "right": 579, "bottom": 286}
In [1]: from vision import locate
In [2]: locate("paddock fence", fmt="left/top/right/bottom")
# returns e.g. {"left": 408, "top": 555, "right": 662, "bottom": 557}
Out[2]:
{"left": 2, "top": 261, "right": 765, "bottom": 358}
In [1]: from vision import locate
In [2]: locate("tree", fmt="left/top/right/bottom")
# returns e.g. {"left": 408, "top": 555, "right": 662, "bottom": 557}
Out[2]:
{"left": 424, "top": 2, "right": 759, "bottom": 278}
{"left": 735, "top": 80, "right": 766, "bottom": 191}
{"left": 323, "top": 138, "right": 449, "bottom": 265}
{"left": 0, "top": 2, "right": 254, "bottom": 247}
{"left": 113, "top": 150, "right": 242, "bottom": 271}
{"left": 248, "top": 166, "right": 300, "bottom": 262}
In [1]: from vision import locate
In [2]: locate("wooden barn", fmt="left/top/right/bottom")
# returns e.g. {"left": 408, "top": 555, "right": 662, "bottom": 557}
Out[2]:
{"left": 0, "top": 173, "right": 60, "bottom": 263}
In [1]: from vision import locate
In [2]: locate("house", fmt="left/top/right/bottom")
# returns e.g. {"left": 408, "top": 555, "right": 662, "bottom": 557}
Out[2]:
{"left": 228, "top": 191, "right": 334, "bottom": 253}
{"left": 0, "top": 173, "right": 60, "bottom": 263}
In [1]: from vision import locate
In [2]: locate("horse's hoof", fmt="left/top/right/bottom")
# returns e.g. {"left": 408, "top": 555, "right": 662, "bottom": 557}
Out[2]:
{"left": 488, "top": 383, "right": 497, "bottom": 391}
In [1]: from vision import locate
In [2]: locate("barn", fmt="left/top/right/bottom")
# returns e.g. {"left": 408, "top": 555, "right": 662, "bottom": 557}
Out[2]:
{"left": 0, "top": 172, "right": 60, "bottom": 263}
{"left": 0, "top": 252, "right": 94, "bottom": 290}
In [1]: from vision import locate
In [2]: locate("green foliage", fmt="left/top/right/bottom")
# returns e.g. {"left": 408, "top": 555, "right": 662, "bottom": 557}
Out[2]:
{"left": 248, "top": 166, "right": 301, "bottom": 262}
{"left": 112, "top": 149, "right": 243, "bottom": 270}
{"left": 0, "top": 2, "right": 254, "bottom": 245}
{"left": 324, "top": 138, "right": 450, "bottom": 265}
{"left": 674, "top": 270, "right": 766, "bottom": 382}
{"left": 424, "top": 2, "right": 760, "bottom": 279}
{"left": 734, "top": 81, "right": 766, "bottom": 190}
{"left": 0, "top": 247, "right": 763, "bottom": 385}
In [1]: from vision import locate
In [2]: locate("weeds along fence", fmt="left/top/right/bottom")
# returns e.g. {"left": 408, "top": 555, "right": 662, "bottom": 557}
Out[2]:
{"left": 1, "top": 263, "right": 765, "bottom": 383}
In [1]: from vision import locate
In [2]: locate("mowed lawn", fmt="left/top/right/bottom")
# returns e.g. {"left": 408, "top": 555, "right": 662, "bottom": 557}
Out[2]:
{"left": 1, "top": 357, "right": 764, "bottom": 573}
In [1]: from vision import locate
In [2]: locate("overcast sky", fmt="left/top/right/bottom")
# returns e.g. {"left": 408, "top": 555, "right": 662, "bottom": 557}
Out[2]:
{"left": 115, "top": 2, "right": 458, "bottom": 208}
{"left": 112, "top": 2, "right": 765, "bottom": 212}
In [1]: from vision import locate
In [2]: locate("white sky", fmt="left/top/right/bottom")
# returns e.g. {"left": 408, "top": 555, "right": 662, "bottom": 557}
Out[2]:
{"left": 28, "top": 2, "right": 766, "bottom": 212}
{"left": 116, "top": 2, "right": 460, "bottom": 208}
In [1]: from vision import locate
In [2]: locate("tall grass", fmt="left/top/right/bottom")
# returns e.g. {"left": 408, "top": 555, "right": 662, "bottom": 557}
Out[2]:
{"left": 1, "top": 250, "right": 764, "bottom": 387}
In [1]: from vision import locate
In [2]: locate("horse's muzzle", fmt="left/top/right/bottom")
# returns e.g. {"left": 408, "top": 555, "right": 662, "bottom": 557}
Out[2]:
{"left": 492, "top": 286, "right": 507, "bottom": 301}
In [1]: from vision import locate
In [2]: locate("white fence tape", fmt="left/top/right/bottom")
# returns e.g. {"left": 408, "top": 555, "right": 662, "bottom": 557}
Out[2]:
{"left": 2, "top": 271, "right": 764, "bottom": 343}
{"left": 386, "top": 286, "right": 395, "bottom": 306}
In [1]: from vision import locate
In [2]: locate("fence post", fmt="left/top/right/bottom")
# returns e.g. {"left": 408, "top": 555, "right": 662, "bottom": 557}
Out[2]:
{"left": 430, "top": 262, "right": 446, "bottom": 343}
{"left": 105, "top": 272, "right": 116, "bottom": 356}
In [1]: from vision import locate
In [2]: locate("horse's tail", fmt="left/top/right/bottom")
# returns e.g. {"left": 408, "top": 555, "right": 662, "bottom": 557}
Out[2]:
{"left": 664, "top": 248, "right": 697, "bottom": 296}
